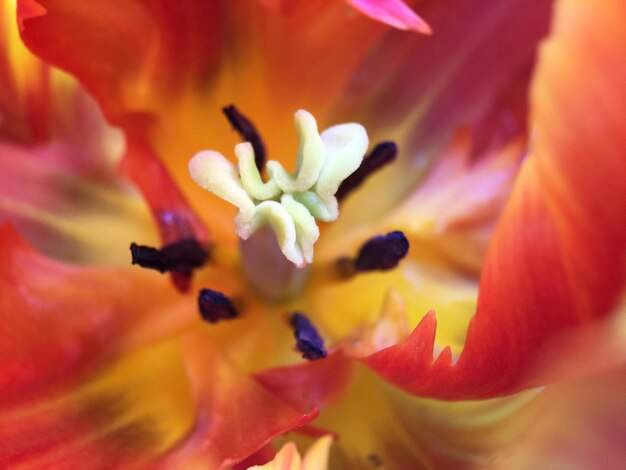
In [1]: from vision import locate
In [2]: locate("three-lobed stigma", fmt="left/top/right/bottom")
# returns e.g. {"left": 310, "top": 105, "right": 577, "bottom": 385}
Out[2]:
{"left": 188, "top": 110, "right": 369, "bottom": 267}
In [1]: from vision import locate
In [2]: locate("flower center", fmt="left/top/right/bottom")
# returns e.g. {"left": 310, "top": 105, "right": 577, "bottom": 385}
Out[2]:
{"left": 188, "top": 108, "right": 369, "bottom": 268}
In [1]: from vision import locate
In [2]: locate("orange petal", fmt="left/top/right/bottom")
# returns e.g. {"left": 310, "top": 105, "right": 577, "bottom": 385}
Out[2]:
{"left": 0, "top": 338, "right": 196, "bottom": 468}
{"left": 15, "top": 0, "right": 214, "bottom": 247}
{"left": 345, "top": 0, "right": 431, "bottom": 34}
{"left": 16, "top": 0, "right": 222, "bottom": 124}
{"left": 362, "top": 0, "right": 626, "bottom": 399}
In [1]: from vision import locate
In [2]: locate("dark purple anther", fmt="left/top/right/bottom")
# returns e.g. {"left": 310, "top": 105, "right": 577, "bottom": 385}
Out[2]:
{"left": 130, "top": 238, "right": 209, "bottom": 273}
{"left": 336, "top": 141, "right": 397, "bottom": 201}
{"left": 354, "top": 231, "right": 409, "bottom": 272}
{"left": 222, "top": 104, "right": 266, "bottom": 171}
{"left": 290, "top": 313, "right": 327, "bottom": 361}
{"left": 198, "top": 289, "right": 239, "bottom": 323}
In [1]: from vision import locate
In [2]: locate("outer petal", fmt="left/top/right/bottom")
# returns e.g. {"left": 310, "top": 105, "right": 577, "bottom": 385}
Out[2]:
{"left": 363, "top": 0, "right": 626, "bottom": 399}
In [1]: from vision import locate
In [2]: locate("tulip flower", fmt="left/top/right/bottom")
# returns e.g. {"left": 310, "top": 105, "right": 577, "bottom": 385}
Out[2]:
{"left": 1, "top": 0, "right": 625, "bottom": 468}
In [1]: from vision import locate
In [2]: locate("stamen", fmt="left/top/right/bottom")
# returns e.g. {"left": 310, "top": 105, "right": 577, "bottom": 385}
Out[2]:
{"left": 198, "top": 288, "right": 239, "bottom": 323}
{"left": 223, "top": 105, "right": 266, "bottom": 171}
{"left": 189, "top": 109, "right": 369, "bottom": 266}
{"left": 290, "top": 312, "right": 327, "bottom": 361}
{"left": 336, "top": 141, "right": 398, "bottom": 201}
{"left": 354, "top": 231, "right": 409, "bottom": 272}
{"left": 130, "top": 238, "right": 209, "bottom": 273}
{"left": 336, "top": 231, "right": 409, "bottom": 277}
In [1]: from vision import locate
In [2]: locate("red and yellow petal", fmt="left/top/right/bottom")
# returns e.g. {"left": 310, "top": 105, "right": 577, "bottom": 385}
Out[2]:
{"left": 0, "top": 225, "right": 317, "bottom": 467}
{"left": 362, "top": 0, "right": 626, "bottom": 399}
{"left": 0, "top": 224, "right": 195, "bottom": 405}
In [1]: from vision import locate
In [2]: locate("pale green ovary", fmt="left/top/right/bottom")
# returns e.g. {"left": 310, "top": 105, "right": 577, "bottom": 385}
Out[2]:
{"left": 188, "top": 109, "right": 369, "bottom": 267}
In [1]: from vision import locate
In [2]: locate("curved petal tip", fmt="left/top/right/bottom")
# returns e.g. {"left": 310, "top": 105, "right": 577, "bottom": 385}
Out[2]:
{"left": 346, "top": 0, "right": 432, "bottom": 34}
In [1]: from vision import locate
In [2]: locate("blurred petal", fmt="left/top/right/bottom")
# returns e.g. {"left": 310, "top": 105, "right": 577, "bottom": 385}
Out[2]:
{"left": 0, "top": 338, "right": 196, "bottom": 468}
{"left": 326, "top": 0, "right": 552, "bottom": 241}
{"left": 16, "top": 0, "right": 223, "bottom": 123}
{"left": 362, "top": 0, "right": 626, "bottom": 399}
{"left": 0, "top": 3, "right": 157, "bottom": 264}
{"left": 346, "top": 0, "right": 431, "bottom": 34}
{"left": 491, "top": 302, "right": 626, "bottom": 469}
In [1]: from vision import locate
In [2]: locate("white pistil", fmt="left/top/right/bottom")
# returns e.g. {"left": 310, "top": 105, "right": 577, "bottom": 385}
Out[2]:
{"left": 189, "top": 109, "right": 368, "bottom": 267}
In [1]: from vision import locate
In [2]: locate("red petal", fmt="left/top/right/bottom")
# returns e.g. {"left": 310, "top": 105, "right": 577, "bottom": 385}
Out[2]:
{"left": 232, "top": 444, "right": 276, "bottom": 470}
{"left": 255, "top": 353, "right": 354, "bottom": 412}
{"left": 363, "top": 0, "right": 626, "bottom": 399}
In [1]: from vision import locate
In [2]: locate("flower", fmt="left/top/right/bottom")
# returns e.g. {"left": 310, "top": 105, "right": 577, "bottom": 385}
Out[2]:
{"left": 1, "top": 0, "right": 625, "bottom": 468}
